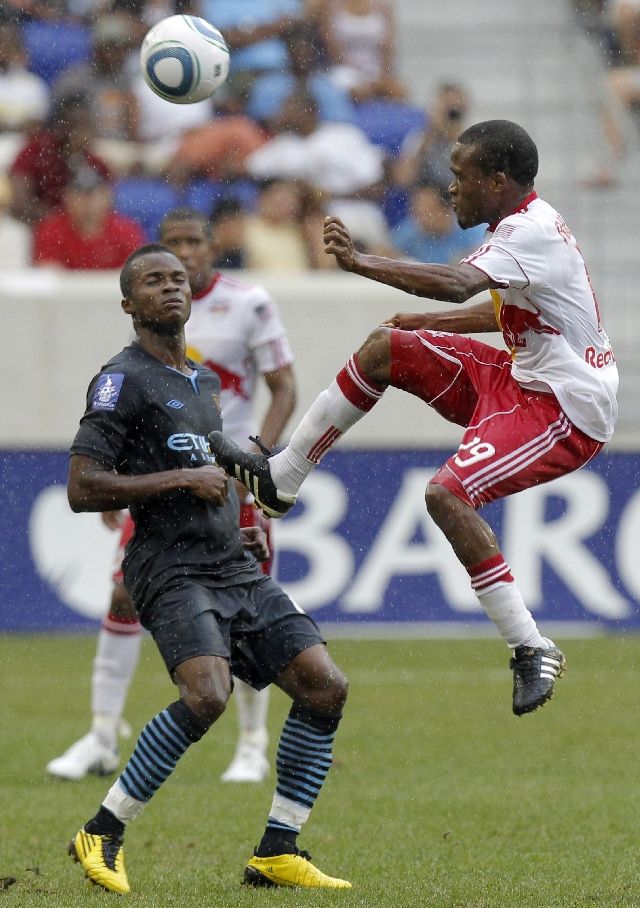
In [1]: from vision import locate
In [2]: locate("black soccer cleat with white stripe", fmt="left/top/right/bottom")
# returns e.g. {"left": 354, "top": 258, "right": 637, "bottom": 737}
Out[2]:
{"left": 510, "top": 641, "right": 567, "bottom": 716}
{"left": 208, "top": 431, "right": 297, "bottom": 519}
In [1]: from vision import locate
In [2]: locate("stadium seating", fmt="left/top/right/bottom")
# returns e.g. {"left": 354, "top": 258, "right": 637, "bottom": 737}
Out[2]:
{"left": 113, "top": 178, "right": 181, "bottom": 241}
{"left": 352, "top": 100, "right": 426, "bottom": 157}
{"left": 22, "top": 20, "right": 92, "bottom": 86}
{"left": 184, "top": 179, "right": 260, "bottom": 216}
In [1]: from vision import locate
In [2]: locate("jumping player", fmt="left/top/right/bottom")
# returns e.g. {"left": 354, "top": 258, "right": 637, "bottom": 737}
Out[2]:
{"left": 209, "top": 120, "right": 618, "bottom": 717}
{"left": 47, "top": 209, "right": 296, "bottom": 784}
{"left": 66, "top": 244, "right": 349, "bottom": 893}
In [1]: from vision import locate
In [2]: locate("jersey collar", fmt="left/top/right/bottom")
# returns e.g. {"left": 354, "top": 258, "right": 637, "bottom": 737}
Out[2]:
{"left": 192, "top": 272, "right": 220, "bottom": 301}
{"left": 488, "top": 190, "right": 538, "bottom": 232}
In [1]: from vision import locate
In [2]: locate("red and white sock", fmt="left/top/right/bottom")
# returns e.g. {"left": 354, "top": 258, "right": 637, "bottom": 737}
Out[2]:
{"left": 91, "top": 614, "right": 143, "bottom": 748}
{"left": 468, "top": 554, "right": 546, "bottom": 649}
{"left": 269, "top": 354, "right": 385, "bottom": 496}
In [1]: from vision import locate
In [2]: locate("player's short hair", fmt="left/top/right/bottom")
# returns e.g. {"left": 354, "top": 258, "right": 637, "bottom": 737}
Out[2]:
{"left": 457, "top": 120, "right": 538, "bottom": 186}
{"left": 119, "top": 243, "right": 173, "bottom": 297}
{"left": 159, "top": 207, "right": 213, "bottom": 239}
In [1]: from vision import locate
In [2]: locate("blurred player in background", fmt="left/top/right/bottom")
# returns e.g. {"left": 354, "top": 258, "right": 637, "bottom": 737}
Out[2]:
{"left": 67, "top": 244, "right": 349, "bottom": 893}
{"left": 47, "top": 207, "right": 296, "bottom": 784}
{"left": 209, "top": 119, "right": 619, "bottom": 718}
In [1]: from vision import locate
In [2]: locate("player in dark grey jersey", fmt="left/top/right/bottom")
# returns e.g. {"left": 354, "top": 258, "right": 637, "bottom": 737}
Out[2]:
{"left": 66, "top": 244, "right": 351, "bottom": 894}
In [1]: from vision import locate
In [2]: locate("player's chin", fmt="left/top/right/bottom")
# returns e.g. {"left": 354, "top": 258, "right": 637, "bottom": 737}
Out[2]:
{"left": 155, "top": 309, "right": 188, "bottom": 332}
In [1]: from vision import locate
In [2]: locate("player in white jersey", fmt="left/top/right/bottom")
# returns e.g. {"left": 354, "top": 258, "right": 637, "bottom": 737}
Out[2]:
{"left": 209, "top": 120, "right": 618, "bottom": 717}
{"left": 47, "top": 208, "right": 296, "bottom": 782}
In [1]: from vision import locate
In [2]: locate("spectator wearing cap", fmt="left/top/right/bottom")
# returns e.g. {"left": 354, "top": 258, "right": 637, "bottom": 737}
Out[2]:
{"left": 390, "top": 178, "right": 485, "bottom": 265}
{"left": 9, "top": 91, "right": 110, "bottom": 224}
{"left": 32, "top": 165, "right": 145, "bottom": 269}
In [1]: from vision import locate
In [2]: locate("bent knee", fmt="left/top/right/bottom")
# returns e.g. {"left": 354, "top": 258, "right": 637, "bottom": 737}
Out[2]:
{"left": 335, "top": 673, "right": 349, "bottom": 710}
{"left": 425, "top": 481, "right": 457, "bottom": 520}
{"left": 182, "top": 680, "right": 230, "bottom": 727}
{"left": 356, "top": 326, "right": 392, "bottom": 384}
{"left": 321, "top": 666, "right": 349, "bottom": 713}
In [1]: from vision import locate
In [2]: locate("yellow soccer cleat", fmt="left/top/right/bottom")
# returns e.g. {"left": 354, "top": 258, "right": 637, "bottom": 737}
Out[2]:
{"left": 243, "top": 850, "right": 352, "bottom": 889}
{"left": 68, "top": 828, "right": 130, "bottom": 895}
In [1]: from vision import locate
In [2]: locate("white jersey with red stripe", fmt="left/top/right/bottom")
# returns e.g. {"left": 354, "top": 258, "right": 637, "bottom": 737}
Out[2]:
{"left": 462, "top": 192, "right": 618, "bottom": 442}
{"left": 185, "top": 272, "right": 294, "bottom": 447}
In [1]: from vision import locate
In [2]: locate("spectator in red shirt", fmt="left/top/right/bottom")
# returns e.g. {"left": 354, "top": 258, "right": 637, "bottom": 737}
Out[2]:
{"left": 9, "top": 92, "right": 111, "bottom": 225}
{"left": 33, "top": 166, "right": 146, "bottom": 270}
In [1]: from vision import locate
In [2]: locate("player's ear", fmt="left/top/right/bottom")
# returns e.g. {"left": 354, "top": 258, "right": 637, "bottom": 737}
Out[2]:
{"left": 493, "top": 171, "right": 507, "bottom": 190}
{"left": 121, "top": 297, "right": 132, "bottom": 315}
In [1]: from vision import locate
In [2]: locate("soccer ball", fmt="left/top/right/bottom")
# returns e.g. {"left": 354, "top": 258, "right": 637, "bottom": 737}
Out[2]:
{"left": 140, "top": 14, "right": 230, "bottom": 104}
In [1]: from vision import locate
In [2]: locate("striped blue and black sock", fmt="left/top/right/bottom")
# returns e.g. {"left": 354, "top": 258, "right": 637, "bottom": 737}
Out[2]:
{"left": 118, "top": 701, "right": 207, "bottom": 803}
{"left": 257, "top": 704, "right": 341, "bottom": 856}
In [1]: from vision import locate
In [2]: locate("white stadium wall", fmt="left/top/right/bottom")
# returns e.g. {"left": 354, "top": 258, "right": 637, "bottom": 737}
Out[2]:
{"left": 1, "top": 269, "right": 637, "bottom": 449}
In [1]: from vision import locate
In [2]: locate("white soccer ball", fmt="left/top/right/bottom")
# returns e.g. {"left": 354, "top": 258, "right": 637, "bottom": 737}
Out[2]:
{"left": 140, "top": 14, "right": 230, "bottom": 104}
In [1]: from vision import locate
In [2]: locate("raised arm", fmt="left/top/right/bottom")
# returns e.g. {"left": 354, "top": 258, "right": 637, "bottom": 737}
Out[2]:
{"left": 324, "top": 216, "right": 493, "bottom": 303}
{"left": 67, "top": 455, "right": 229, "bottom": 512}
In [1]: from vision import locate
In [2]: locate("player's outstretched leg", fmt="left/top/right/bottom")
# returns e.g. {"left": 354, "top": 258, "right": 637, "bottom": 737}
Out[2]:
{"left": 210, "top": 348, "right": 389, "bottom": 518}
{"left": 510, "top": 638, "right": 567, "bottom": 716}
{"left": 208, "top": 432, "right": 296, "bottom": 518}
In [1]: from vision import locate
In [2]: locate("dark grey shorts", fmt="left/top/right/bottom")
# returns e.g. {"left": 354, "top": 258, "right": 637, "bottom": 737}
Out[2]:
{"left": 141, "top": 575, "right": 324, "bottom": 688}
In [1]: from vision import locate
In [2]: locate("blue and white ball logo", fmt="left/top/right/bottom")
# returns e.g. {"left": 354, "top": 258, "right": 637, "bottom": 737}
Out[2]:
{"left": 140, "top": 14, "right": 230, "bottom": 105}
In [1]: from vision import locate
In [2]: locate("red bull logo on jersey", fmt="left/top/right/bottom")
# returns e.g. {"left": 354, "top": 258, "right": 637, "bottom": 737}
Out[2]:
{"left": 584, "top": 345, "right": 615, "bottom": 369}
{"left": 501, "top": 303, "right": 561, "bottom": 350}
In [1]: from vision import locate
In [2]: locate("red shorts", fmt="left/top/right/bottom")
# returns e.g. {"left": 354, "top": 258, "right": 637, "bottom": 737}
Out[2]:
{"left": 111, "top": 503, "right": 273, "bottom": 584}
{"left": 390, "top": 329, "right": 603, "bottom": 508}
{"left": 112, "top": 512, "right": 135, "bottom": 584}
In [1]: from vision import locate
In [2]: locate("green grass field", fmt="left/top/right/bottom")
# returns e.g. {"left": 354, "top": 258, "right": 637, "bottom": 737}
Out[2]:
{"left": 1, "top": 634, "right": 639, "bottom": 907}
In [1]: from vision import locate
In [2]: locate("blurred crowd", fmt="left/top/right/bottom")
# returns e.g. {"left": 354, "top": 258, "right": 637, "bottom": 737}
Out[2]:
{"left": 0, "top": 0, "right": 485, "bottom": 271}
{"left": 575, "top": 0, "right": 640, "bottom": 185}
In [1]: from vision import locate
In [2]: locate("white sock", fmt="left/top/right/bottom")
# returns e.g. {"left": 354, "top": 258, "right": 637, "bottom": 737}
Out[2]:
{"left": 102, "top": 780, "right": 145, "bottom": 824}
{"left": 91, "top": 624, "right": 143, "bottom": 748}
{"left": 468, "top": 555, "right": 546, "bottom": 649}
{"left": 268, "top": 792, "right": 311, "bottom": 832}
{"left": 233, "top": 678, "right": 269, "bottom": 752}
{"left": 270, "top": 361, "right": 384, "bottom": 496}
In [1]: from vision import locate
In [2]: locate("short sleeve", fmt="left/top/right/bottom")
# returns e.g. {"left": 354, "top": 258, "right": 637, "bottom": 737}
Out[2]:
{"left": 246, "top": 286, "right": 294, "bottom": 372}
{"left": 71, "top": 370, "right": 136, "bottom": 467}
{"left": 462, "top": 217, "right": 548, "bottom": 290}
